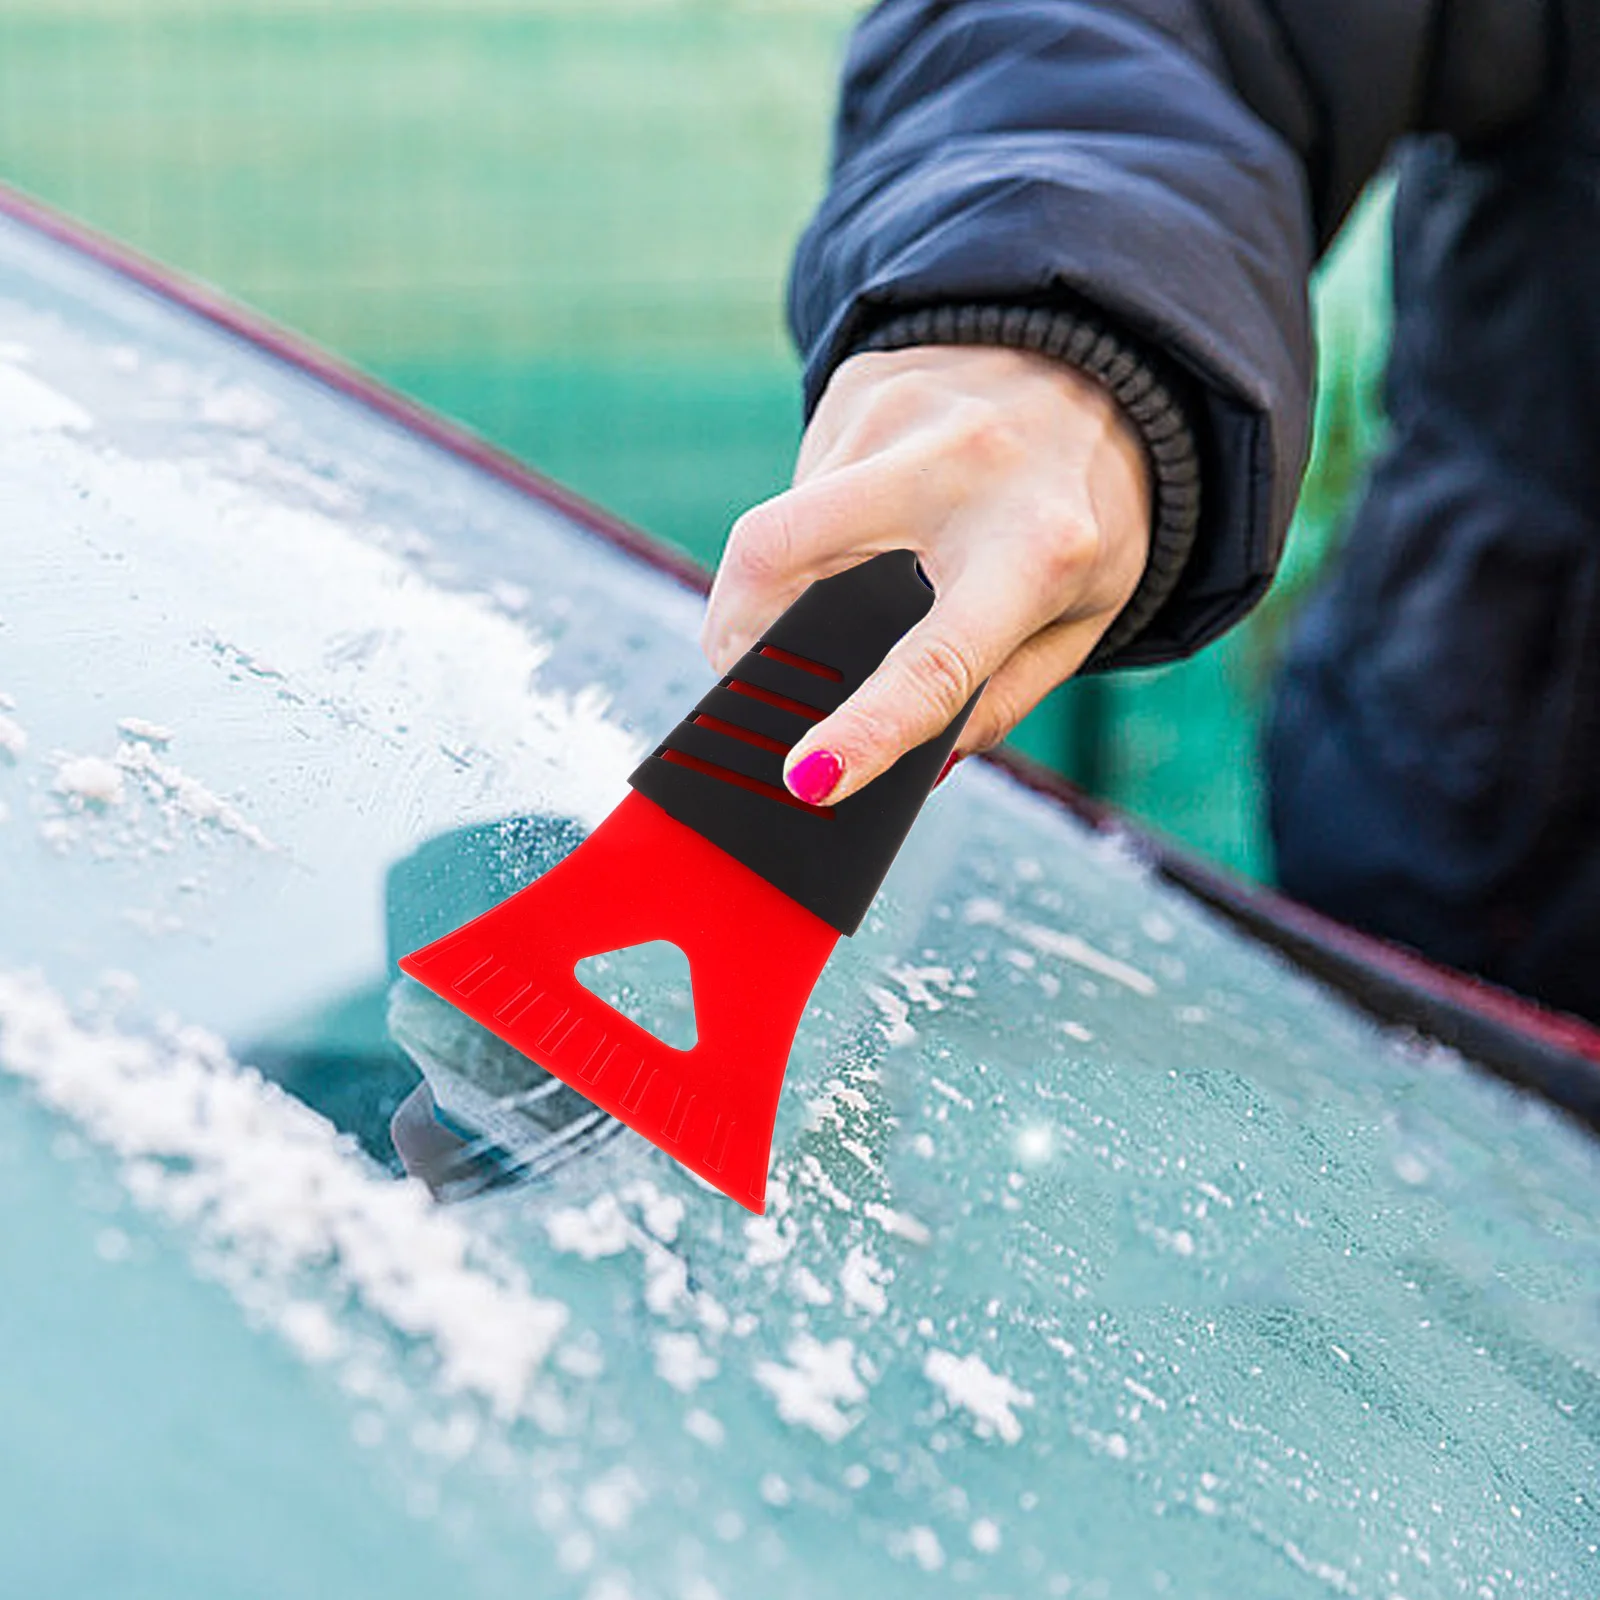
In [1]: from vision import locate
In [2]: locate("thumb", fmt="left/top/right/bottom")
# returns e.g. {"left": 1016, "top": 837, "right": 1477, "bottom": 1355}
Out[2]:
{"left": 781, "top": 606, "right": 995, "bottom": 806}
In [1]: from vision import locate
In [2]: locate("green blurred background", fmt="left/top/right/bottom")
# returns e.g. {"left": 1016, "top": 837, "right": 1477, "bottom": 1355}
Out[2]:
{"left": 0, "top": 0, "right": 1393, "bottom": 878}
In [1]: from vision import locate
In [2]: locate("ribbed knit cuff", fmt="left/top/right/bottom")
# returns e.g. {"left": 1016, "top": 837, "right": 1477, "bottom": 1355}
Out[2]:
{"left": 851, "top": 302, "right": 1202, "bottom": 667}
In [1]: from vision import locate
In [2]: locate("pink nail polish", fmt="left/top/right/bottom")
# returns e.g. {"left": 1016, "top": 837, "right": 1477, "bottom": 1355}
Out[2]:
{"left": 786, "top": 748, "right": 843, "bottom": 805}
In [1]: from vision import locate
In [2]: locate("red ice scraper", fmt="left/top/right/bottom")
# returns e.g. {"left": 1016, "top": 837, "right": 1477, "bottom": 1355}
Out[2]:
{"left": 398, "top": 552, "right": 975, "bottom": 1212}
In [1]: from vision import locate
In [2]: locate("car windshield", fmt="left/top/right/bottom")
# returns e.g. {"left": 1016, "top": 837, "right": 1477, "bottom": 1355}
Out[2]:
{"left": 2, "top": 212, "right": 1598, "bottom": 1599}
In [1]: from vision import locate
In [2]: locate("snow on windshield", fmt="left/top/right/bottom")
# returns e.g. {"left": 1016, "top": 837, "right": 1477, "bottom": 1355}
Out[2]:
{"left": 1, "top": 214, "right": 1598, "bottom": 1599}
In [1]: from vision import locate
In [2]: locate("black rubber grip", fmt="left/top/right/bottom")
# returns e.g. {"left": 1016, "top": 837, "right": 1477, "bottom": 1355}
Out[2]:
{"left": 628, "top": 551, "right": 979, "bottom": 935}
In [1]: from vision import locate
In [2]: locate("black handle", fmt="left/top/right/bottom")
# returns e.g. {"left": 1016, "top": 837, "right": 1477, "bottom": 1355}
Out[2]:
{"left": 629, "top": 551, "right": 977, "bottom": 935}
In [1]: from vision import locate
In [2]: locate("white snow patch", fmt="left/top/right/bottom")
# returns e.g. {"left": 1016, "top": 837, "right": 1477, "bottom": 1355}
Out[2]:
{"left": 839, "top": 1244, "right": 891, "bottom": 1318}
{"left": 116, "top": 743, "right": 272, "bottom": 849}
{"left": 54, "top": 754, "right": 126, "bottom": 808}
{"left": 95, "top": 1226, "right": 132, "bottom": 1262}
{"left": 753, "top": 1334, "right": 867, "bottom": 1443}
{"left": 743, "top": 1212, "right": 796, "bottom": 1268}
{"left": 798, "top": 1153, "right": 854, "bottom": 1212}
{"left": 864, "top": 984, "right": 916, "bottom": 1047}
{"left": 1010, "top": 919, "right": 1158, "bottom": 997}
{"left": 695, "top": 1291, "right": 731, "bottom": 1339}
{"left": 806, "top": 1078, "right": 872, "bottom": 1134}
{"left": 963, "top": 898, "right": 1157, "bottom": 995}
{"left": 928, "top": 1077, "right": 974, "bottom": 1112}
{"left": 641, "top": 1239, "right": 691, "bottom": 1316}
{"left": 683, "top": 1408, "right": 725, "bottom": 1448}
{"left": 1392, "top": 1149, "right": 1431, "bottom": 1187}
{"left": 279, "top": 1300, "right": 345, "bottom": 1365}
{"left": 557, "top": 1530, "right": 595, "bottom": 1574}
{"left": 840, "top": 1136, "right": 879, "bottom": 1171}
{"left": 893, "top": 1526, "right": 945, "bottom": 1573}
{"left": 654, "top": 1331, "right": 718, "bottom": 1394}
{"left": 882, "top": 961, "right": 955, "bottom": 1012}
{"left": 116, "top": 717, "right": 175, "bottom": 746}
{"left": 1279, "top": 1538, "right": 1352, "bottom": 1591}
{"left": 489, "top": 579, "right": 531, "bottom": 615}
{"left": 584, "top": 1577, "right": 638, "bottom": 1600}
{"left": 38, "top": 817, "right": 75, "bottom": 852}
{"left": 789, "top": 1265, "right": 834, "bottom": 1306}
{"left": 581, "top": 1466, "right": 645, "bottom": 1531}
{"left": 1124, "top": 1376, "right": 1167, "bottom": 1411}
{"left": 864, "top": 1202, "right": 931, "bottom": 1246}
{"left": 970, "top": 1517, "right": 1002, "bottom": 1554}
{"left": 0, "top": 969, "right": 567, "bottom": 1417}
{"left": 200, "top": 383, "right": 278, "bottom": 432}
{"left": 4, "top": 427, "right": 641, "bottom": 849}
{"left": 556, "top": 1343, "right": 605, "bottom": 1380}
{"left": 923, "top": 1349, "right": 1035, "bottom": 1445}
{"left": 545, "top": 1193, "right": 631, "bottom": 1260}
{"left": 0, "top": 713, "right": 26, "bottom": 762}
{"left": 621, "top": 1180, "right": 685, "bottom": 1244}
{"left": 0, "top": 360, "right": 92, "bottom": 434}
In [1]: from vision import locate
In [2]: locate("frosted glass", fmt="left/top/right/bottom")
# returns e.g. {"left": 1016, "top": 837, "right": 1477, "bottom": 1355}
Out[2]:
{"left": 1, "top": 214, "right": 1597, "bottom": 1599}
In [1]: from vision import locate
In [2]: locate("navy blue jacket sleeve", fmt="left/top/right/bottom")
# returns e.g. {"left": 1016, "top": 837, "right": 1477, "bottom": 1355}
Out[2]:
{"left": 789, "top": 0, "right": 1580, "bottom": 665}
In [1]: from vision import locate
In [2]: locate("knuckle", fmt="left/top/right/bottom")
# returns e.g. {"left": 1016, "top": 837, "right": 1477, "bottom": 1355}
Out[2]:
{"left": 1031, "top": 516, "right": 1099, "bottom": 589}
{"left": 830, "top": 347, "right": 897, "bottom": 392}
{"left": 832, "top": 632, "right": 981, "bottom": 772}
{"left": 833, "top": 681, "right": 922, "bottom": 769}
{"left": 852, "top": 367, "right": 941, "bottom": 441}
{"left": 833, "top": 700, "right": 897, "bottom": 764}
{"left": 950, "top": 398, "right": 1028, "bottom": 472}
{"left": 975, "top": 683, "right": 1027, "bottom": 746}
{"left": 904, "top": 633, "right": 978, "bottom": 720}
{"left": 725, "top": 498, "right": 797, "bottom": 587}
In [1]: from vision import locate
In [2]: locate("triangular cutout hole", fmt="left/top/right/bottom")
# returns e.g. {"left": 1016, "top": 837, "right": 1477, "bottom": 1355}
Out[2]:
{"left": 574, "top": 940, "right": 698, "bottom": 1052}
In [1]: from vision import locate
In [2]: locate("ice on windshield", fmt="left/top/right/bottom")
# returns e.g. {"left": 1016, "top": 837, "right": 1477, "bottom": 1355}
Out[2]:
{"left": 1, "top": 213, "right": 1598, "bottom": 1599}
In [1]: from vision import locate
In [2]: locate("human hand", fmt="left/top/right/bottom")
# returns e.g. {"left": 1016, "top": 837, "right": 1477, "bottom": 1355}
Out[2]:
{"left": 700, "top": 344, "right": 1153, "bottom": 805}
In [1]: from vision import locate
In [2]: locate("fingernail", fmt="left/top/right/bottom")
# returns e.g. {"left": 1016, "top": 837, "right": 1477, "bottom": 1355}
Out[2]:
{"left": 786, "top": 748, "right": 843, "bottom": 805}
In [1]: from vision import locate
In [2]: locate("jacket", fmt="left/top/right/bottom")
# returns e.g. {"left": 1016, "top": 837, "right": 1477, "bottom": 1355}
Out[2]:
{"left": 789, "top": 0, "right": 1595, "bottom": 667}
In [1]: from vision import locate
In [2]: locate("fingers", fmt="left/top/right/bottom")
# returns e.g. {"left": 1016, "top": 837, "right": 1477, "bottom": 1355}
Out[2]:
{"left": 784, "top": 608, "right": 1115, "bottom": 807}
{"left": 700, "top": 451, "right": 920, "bottom": 674}
{"left": 953, "top": 614, "right": 1112, "bottom": 755}
{"left": 701, "top": 346, "right": 1035, "bottom": 675}
{"left": 781, "top": 561, "right": 1067, "bottom": 805}
{"left": 703, "top": 341, "right": 1156, "bottom": 804}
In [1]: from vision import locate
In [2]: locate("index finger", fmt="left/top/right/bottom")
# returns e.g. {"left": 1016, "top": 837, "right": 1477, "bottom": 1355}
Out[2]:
{"left": 700, "top": 447, "right": 930, "bottom": 674}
